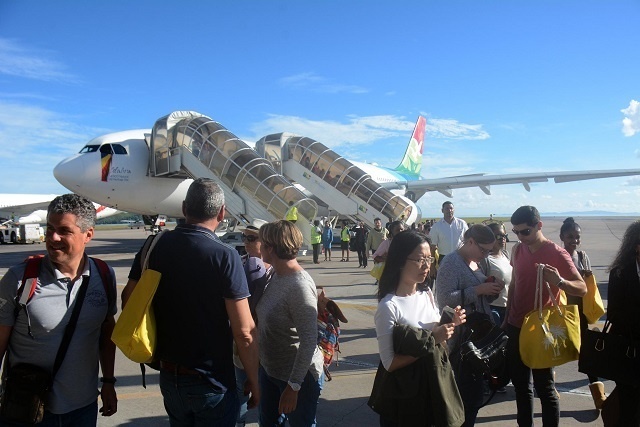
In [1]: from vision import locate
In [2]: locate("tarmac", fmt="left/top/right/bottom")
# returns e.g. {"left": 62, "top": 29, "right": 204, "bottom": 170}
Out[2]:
{"left": 0, "top": 216, "right": 636, "bottom": 426}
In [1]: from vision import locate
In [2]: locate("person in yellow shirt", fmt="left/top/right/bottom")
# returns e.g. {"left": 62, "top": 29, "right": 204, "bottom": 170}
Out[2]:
{"left": 285, "top": 201, "right": 298, "bottom": 223}
{"left": 340, "top": 221, "right": 351, "bottom": 262}
{"left": 311, "top": 220, "right": 322, "bottom": 264}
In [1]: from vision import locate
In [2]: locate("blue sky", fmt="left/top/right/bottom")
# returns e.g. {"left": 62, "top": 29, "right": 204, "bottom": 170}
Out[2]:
{"left": 1, "top": 1, "right": 639, "bottom": 218}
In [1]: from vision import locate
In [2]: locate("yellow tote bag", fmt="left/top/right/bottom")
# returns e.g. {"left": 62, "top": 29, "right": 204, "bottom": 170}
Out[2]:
{"left": 112, "top": 231, "right": 165, "bottom": 363}
{"left": 520, "top": 264, "right": 581, "bottom": 369}
{"left": 370, "top": 262, "right": 385, "bottom": 281}
{"left": 582, "top": 272, "right": 605, "bottom": 324}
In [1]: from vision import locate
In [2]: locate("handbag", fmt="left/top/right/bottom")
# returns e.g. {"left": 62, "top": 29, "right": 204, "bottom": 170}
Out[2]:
{"left": 578, "top": 320, "right": 640, "bottom": 385}
{"left": 582, "top": 272, "right": 605, "bottom": 324}
{"left": 459, "top": 326, "right": 509, "bottom": 389}
{"left": 520, "top": 264, "right": 581, "bottom": 369}
{"left": 1, "top": 273, "right": 90, "bottom": 424}
{"left": 456, "top": 287, "right": 510, "bottom": 393}
{"left": 370, "top": 262, "right": 385, "bottom": 281}
{"left": 112, "top": 231, "right": 165, "bottom": 363}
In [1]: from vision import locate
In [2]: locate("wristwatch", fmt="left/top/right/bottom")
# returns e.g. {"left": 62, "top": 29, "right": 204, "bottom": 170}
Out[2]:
{"left": 556, "top": 278, "right": 565, "bottom": 289}
{"left": 287, "top": 381, "right": 301, "bottom": 391}
{"left": 100, "top": 377, "right": 117, "bottom": 384}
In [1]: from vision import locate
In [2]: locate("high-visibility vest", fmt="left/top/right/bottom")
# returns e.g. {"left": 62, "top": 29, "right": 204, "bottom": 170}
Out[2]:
{"left": 286, "top": 206, "right": 298, "bottom": 221}
{"left": 311, "top": 226, "right": 322, "bottom": 244}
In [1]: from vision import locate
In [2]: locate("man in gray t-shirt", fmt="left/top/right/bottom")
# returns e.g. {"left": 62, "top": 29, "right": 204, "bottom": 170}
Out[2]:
{"left": 0, "top": 194, "right": 117, "bottom": 425}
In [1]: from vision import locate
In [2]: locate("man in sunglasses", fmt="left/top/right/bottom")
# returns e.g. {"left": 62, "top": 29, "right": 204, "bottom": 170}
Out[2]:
{"left": 504, "top": 205, "right": 586, "bottom": 427}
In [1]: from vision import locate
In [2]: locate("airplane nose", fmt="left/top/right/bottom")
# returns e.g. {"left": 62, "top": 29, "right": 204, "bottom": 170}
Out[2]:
{"left": 54, "top": 155, "right": 84, "bottom": 191}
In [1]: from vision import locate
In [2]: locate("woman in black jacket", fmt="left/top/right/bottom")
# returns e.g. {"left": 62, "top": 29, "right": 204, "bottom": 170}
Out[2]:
{"left": 607, "top": 220, "right": 640, "bottom": 425}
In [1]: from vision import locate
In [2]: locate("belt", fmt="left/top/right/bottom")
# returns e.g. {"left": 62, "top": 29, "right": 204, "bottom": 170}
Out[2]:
{"left": 159, "top": 360, "right": 200, "bottom": 376}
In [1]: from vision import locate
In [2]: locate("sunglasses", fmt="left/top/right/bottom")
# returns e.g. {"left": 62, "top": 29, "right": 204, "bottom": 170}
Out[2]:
{"left": 511, "top": 226, "right": 536, "bottom": 237}
{"left": 494, "top": 234, "right": 507, "bottom": 240}
{"left": 242, "top": 234, "right": 258, "bottom": 242}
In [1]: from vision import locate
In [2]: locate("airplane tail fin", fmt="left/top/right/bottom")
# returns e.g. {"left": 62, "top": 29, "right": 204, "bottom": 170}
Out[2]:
{"left": 394, "top": 116, "right": 426, "bottom": 179}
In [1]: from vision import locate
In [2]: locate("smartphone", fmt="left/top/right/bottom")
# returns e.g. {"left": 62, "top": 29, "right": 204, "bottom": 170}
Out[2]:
{"left": 439, "top": 306, "right": 456, "bottom": 325}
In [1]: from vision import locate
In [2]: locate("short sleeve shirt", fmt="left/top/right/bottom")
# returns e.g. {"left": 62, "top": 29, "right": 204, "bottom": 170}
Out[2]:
{"left": 429, "top": 218, "right": 468, "bottom": 255}
{"left": 507, "top": 241, "right": 580, "bottom": 328}
{"left": 0, "top": 256, "right": 116, "bottom": 414}
{"left": 128, "top": 224, "right": 249, "bottom": 393}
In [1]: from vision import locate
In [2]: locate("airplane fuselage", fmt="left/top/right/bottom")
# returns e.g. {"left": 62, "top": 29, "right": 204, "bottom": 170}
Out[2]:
{"left": 54, "top": 130, "right": 192, "bottom": 218}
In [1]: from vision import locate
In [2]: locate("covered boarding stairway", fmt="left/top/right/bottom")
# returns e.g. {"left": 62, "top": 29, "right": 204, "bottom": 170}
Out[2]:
{"left": 255, "top": 133, "right": 417, "bottom": 228}
{"left": 149, "top": 111, "right": 317, "bottom": 247}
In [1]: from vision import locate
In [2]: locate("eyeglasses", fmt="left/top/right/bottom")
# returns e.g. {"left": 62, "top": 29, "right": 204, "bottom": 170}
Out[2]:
{"left": 494, "top": 234, "right": 507, "bottom": 240}
{"left": 473, "top": 240, "right": 492, "bottom": 257}
{"left": 407, "top": 257, "right": 435, "bottom": 268}
{"left": 511, "top": 225, "right": 537, "bottom": 237}
{"left": 242, "top": 234, "right": 258, "bottom": 243}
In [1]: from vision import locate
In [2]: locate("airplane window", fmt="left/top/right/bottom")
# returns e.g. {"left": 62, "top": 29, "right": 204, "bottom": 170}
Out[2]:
{"left": 79, "top": 145, "right": 100, "bottom": 153}
{"left": 99, "top": 144, "right": 113, "bottom": 154}
{"left": 111, "top": 144, "right": 128, "bottom": 155}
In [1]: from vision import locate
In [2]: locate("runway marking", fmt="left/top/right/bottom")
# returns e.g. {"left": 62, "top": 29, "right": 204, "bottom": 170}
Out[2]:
{"left": 332, "top": 358, "right": 378, "bottom": 369}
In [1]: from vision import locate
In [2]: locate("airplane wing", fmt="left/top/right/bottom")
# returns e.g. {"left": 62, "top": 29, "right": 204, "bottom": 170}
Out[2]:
{"left": 405, "top": 169, "right": 640, "bottom": 199}
{"left": 0, "top": 194, "right": 57, "bottom": 219}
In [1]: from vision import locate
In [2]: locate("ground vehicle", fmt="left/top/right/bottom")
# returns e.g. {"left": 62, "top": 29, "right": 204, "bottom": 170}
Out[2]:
{"left": 0, "top": 223, "right": 45, "bottom": 244}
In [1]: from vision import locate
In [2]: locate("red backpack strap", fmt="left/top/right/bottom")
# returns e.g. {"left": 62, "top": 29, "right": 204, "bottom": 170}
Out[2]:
{"left": 90, "top": 257, "right": 116, "bottom": 309}
{"left": 19, "top": 255, "right": 45, "bottom": 303}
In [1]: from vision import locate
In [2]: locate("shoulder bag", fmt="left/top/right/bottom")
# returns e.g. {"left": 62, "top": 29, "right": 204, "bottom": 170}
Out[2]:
{"left": 578, "top": 319, "right": 640, "bottom": 385}
{"left": 520, "top": 264, "right": 581, "bottom": 369}
{"left": 0, "top": 265, "right": 90, "bottom": 424}
{"left": 581, "top": 271, "right": 605, "bottom": 324}
{"left": 456, "top": 287, "right": 510, "bottom": 402}
{"left": 112, "top": 230, "right": 165, "bottom": 363}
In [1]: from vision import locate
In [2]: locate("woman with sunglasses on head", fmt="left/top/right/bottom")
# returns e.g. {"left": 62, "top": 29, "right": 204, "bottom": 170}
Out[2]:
{"left": 434, "top": 224, "right": 503, "bottom": 426}
{"left": 256, "top": 220, "right": 324, "bottom": 427}
{"left": 235, "top": 224, "right": 274, "bottom": 426}
{"left": 372, "top": 230, "right": 465, "bottom": 427}
{"left": 478, "top": 223, "right": 512, "bottom": 326}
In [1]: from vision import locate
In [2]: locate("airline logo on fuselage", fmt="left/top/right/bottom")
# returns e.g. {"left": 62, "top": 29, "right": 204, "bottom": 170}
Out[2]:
{"left": 100, "top": 152, "right": 132, "bottom": 182}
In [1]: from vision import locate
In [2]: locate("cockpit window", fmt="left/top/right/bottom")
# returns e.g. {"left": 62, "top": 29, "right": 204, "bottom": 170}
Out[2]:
{"left": 112, "top": 144, "right": 128, "bottom": 154}
{"left": 80, "top": 143, "right": 128, "bottom": 155}
{"left": 79, "top": 145, "right": 99, "bottom": 153}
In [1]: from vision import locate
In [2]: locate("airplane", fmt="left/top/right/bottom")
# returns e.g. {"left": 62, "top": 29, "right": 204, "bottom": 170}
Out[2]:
{"left": 0, "top": 193, "right": 122, "bottom": 224}
{"left": 53, "top": 111, "right": 640, "bottom": 229}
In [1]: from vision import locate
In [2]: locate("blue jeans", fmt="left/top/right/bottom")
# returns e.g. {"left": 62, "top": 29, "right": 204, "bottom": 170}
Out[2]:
{"left": 235, "top": 366, "right": 250, "bottom": 426}
{"left": 258, "top": 366, "right": 323, "bottom": 427}
{"left": 506, "top": 324, "right": 559, "bottom": 427}
{"left": 0, "top": 401, "right": 98, "bottom": 427}
{"left": 159, "top": 371, "right": 238, "bottom": 427}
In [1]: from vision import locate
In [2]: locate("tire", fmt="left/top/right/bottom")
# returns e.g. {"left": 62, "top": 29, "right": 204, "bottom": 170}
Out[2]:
{"left": 10, "top": 232, "right": 17, "bottom": 244}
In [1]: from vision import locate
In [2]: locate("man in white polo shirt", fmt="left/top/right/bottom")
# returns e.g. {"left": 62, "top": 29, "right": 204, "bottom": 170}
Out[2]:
{"left": 429, "top": 201, "right": 468, "bottom": 264}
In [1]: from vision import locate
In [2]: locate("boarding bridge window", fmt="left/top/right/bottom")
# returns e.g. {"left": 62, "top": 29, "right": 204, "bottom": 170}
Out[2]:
{"left": 79, "top": 145, "right": 99, "bottom": 153}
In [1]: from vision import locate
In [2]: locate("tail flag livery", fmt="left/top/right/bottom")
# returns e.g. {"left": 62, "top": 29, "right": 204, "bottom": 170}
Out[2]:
{"left": 394, "top": 116, "right": 426, "bottom": 179}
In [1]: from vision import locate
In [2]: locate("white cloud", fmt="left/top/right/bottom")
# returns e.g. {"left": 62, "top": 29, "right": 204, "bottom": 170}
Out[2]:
{"left": 0, "top": 102, "right": 106, "bottom": 192}
{"left": 278, "top": 72, "right": 368, "bottom": 94}
{"left": 428, "top": 118, "right": 490, "bottom": 140}
{"left": 621, "top": 99, "right": 640, "bottom": 137}
{"left": 0, "top": 38, "right": 78, "bottom": 83}
{"left": 248, "top": 114, "right": 490, "bottom": 148}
